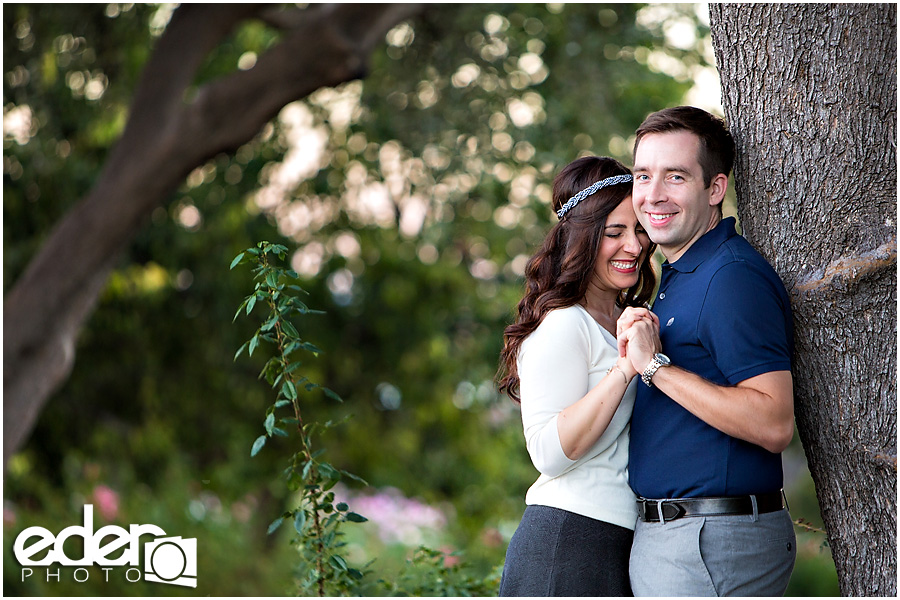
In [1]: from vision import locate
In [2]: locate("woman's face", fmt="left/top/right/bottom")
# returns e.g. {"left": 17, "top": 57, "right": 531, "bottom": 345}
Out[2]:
{"left": 591, "top": 196, "right": 650, "bottom": 295}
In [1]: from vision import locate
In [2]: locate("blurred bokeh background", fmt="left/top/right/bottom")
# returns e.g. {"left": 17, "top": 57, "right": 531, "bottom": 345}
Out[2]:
{"left": 3, "top": 4, "right": 838, "bottom": 595}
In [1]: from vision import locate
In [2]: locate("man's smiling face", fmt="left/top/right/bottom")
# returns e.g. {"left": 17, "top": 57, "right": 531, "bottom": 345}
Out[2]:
{"left": 632, "top": 130, "right": 725, "bottom": 262}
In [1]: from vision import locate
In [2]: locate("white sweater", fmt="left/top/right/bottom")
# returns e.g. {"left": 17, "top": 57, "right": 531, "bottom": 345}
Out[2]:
{"left": 517, "top": 304, "right": 638, "bottom": 530}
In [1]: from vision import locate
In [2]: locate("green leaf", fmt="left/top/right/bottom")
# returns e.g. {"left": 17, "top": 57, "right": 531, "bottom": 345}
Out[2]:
{"left": 322, "top": 387, "right": 343, "bottom": 403}
{"left": 319, "top": 463, "right": 338, "bottom": 480}
{"left": 322, "top": 525, "right": 337, "bottom": 545}
{"left": 266, "top": 271, "right": 279, "bottom": 289}
{"left": 294, "top": 510, "right": 306, "bottom": 534}
{"left": 336, "top": 502, "right": 349, "bottom": 512}
{"left": 281, "top": 319, "right": 300, "bottom": 339}
{"left": 229, "top": 252, "right": 245, "bottom": 270}
{"left": 299, "top": 341, "right": 321, "bottom": 355}
{"left": 233, "top": 298, "right": 249, "bottom": 322}
{"left": 267, "top": 515, "right": 284, "bottom": 535}
{"left": 246, "top": 294, "right": 257, "bottom": 314}
{"left": 260, "top": 315, "right": 278, "bottom": 332}
{"left": 341, "top": 470, "right": 368, "bottom": 485}
{"left": 330, "top": 555, "right": 348, "bottom": 571}
{"left": 250, "top": 435, "right": 266, "bottom": 457}
{"left": 345, "top": 512, "right": 368, "bottom": 523}
{"left": 271, "top": 427, "right": 289, "bottom": 437}
{"left": 284, "top": 361, "right": 304, "bottom": 374}
{"left": 248, "top": 334, "right": 259, "bottom": 357}
{"left": 258, "top": 356, "right": 280, "bottom": 380}
{"left": 264, "top": 412, "right": 275, "bottom": 436}
{"left": 233, "top": 341, "right": 249, "bottom": 361}
{"left": 274, "top": 399, "right": 291, "bottom": 408}
{"left": 281, "top": 380, "right": 297, "bottom": 400}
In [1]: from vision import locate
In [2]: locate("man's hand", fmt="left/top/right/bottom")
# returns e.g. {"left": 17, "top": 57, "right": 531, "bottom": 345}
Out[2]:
{"left": 616, "top": 307, "right": 661, "bottom": 373}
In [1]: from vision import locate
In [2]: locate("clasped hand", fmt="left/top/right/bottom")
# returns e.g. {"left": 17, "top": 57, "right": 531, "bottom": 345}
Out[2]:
{"left": 616, "top": 307, "right": 662, "bottom": 376}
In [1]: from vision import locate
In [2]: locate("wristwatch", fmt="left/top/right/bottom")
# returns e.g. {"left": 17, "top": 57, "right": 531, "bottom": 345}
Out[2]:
{"left": 641, "top": 353, "right": 671, "bottom": 387}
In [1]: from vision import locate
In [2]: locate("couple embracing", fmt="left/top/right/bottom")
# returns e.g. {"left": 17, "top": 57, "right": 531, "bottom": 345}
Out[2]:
{"left": 497, "top": 106, "right": 796, "bottom": 597}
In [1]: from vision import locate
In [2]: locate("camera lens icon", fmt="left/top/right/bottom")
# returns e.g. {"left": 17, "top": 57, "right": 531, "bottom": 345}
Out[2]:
{"left": 150, "top": 542, "right": 186, "bottom": 580}
{"left": 144, "top": 537, "right": 197, "bottom": 588}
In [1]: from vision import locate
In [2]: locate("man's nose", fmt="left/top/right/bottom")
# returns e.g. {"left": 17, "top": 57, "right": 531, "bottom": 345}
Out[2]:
{"left": 643, "top": 178, "right": 665, "bottom": 203}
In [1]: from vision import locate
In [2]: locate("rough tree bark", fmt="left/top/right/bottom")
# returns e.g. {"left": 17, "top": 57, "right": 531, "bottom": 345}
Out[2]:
{"left": 3, "top": 3, "right": 423, "bottom": 467}
{"left": 710, "top": 4, "right": 896, "bottom": 596}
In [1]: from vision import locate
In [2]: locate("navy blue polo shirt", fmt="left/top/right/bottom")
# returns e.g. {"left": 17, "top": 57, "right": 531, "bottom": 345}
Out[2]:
{"left": 629, "top": 217, "right": 793, "bottom": 499}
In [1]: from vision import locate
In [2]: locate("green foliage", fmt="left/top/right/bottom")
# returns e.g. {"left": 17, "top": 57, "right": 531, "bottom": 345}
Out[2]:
{"left": 232, "top": 241, "right": 370, "bottom": 596}
{"left": 379, "top": 547, "right": 502, "bottom": 597}
{"left": 231, "top": 242, "right": 513, "bottom": 596}
{"left": 3, "top": 4, "right": 839, "bottom": 597}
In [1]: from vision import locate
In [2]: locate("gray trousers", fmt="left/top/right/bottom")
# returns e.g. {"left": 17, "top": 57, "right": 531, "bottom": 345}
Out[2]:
{"left": 629, "top": 508, "right": 796, "bottom": 596}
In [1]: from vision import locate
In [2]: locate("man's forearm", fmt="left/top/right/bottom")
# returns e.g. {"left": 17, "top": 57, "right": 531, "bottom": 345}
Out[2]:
{"left": 648, "top": 366, "right": 795, "bottom": 453}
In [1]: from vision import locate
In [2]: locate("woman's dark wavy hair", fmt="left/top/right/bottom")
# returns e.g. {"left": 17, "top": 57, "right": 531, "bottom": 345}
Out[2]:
{"left": 496, "top": 156, "right": 657, "bottom": 403}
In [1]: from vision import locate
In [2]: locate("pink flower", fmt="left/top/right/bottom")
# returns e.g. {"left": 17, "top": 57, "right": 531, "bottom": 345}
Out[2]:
{"left": 4, "top": 504, "right": 16, "bottom": 528}
{"left": 92, "top": 485, "right": 119, "bottom": 521}
{"left": 440, "top": 546, "right": 461, "bottom": 567}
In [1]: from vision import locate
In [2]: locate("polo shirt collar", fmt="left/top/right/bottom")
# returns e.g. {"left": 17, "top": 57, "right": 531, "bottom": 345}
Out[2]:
{"left": 664, "top": 217, "right": 738, "bottom": 273}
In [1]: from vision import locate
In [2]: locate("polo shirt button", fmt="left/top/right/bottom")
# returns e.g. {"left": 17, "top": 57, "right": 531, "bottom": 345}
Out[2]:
{"left": 659, "top": 293, "right": 665, "bottom": 300}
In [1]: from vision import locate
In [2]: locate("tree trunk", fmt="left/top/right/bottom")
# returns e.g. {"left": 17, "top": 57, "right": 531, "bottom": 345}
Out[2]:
{"left": 710, "top": 4, "right": 896, "bottom": 596}
{"left": 3, "top": 3, "right": 423, "bottom": 467}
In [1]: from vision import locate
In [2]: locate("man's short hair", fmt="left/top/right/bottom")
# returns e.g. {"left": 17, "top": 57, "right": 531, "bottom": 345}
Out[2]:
{"left": 633, "top": 106, "right": 734, "bottom": 189}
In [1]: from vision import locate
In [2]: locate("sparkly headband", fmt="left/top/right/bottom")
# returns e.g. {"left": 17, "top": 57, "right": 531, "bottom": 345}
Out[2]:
{"left": 556, "top": 173, "right": 633, "bottom": 220}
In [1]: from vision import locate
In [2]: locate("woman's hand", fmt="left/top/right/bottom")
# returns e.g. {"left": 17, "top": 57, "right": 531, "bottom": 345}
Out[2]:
{"left": 613, "top": 355, "right": 639, "bottom": 380}
{"left": 617, "top": 310, "right": 663, "bottom": 375}
{"left": 616, "top": 307, "right": 659, "bottom": 358}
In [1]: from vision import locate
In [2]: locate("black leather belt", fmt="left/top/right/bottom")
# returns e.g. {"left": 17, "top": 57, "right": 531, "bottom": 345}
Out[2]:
{"left": 637, "top": 491, "right": 785, "bottom": 523}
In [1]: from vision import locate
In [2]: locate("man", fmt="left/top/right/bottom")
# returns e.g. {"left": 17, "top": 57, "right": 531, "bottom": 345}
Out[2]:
{"left": 617, "top": 106, "right": 796, "bottom": 596}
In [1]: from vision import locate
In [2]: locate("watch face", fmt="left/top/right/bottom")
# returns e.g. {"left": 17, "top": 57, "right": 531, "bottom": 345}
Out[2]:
{"left": 656, "top": 353, "right": 671, "bottom": 366}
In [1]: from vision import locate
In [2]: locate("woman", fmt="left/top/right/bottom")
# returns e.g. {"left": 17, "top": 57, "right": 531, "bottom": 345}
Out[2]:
{"left": 496, "top": 156, "right": 658, "bottom": 596}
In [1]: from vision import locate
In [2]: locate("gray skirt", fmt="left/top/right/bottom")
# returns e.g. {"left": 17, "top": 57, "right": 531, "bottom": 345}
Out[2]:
{"left": 499, "top": 504, "right": 633, "bottom": 597}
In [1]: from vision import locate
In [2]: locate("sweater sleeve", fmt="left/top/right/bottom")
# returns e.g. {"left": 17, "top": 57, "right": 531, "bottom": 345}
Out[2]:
{"left": 517, "top": 309, "right": 589, "bottom": 478}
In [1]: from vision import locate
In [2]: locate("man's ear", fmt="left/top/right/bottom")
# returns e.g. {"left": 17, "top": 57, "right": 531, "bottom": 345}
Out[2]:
{"left": 709, "top": 173, "right": 728, "bottom": 207}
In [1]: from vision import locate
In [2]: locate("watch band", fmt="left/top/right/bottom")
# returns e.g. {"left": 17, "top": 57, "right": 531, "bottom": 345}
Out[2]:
{"left": 641, "top": 353, "right": 670, "bottom": 387}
